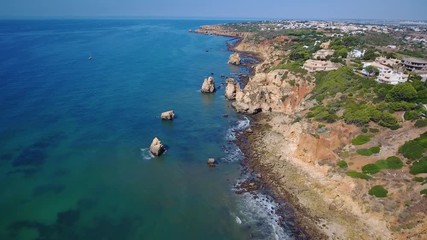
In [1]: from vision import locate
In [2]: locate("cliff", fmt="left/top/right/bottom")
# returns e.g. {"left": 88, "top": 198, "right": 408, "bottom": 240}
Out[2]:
{"left": 196, "top": 24, "right": 427, "bottom": 240}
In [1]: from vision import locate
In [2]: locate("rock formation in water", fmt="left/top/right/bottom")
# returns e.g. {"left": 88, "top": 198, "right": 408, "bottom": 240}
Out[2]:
{"left": 207, "top": 158, "right": 216, "bottom": 167}
{"left": 161, "top": 110, "right": 175, "bottom": 120}
{"left": 228, "top": 53, "right": 241, "bottom": 65}
{"left": 150, "top": 137, "right": 165, "bottom": 157}
{"left": 225, "top": 78, "right": 238, "bottom": 100}
{"left": 201, "top": 76, "right": 216, "bottom": 93}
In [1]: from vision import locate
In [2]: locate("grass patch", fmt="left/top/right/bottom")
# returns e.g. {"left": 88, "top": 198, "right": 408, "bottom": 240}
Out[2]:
{"left": 346, "top": 170, "right": 371, "bottom": 180}
{"left": 352, "top": 135, "right": 371, "bottom": 145}
{"left": 421, "top": 189, "right": 427, "bottom": 197}
{"left": 337, "top": 160, "right": 348, "bottom": 168}
{"left": 362, "top": 164, "right": 380, "bottom": 174}
{"left": 410, "top": 157, "right": 427, "bottom": 175}
{"left": 369, "top": 185, "right": 388, "bottom": 198}
{"left": 356, "top": 146, "right": 381, "bottom": 156}
{"left": 413, "top": 177, "right": 426, "bottom": 183}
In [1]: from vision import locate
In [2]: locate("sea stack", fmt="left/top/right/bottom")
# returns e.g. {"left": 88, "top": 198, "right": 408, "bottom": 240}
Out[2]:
{"left": 201, "top": 76, "right": 216, "bottom": 93}
{"left": 161, "top": 110, "right": 175, "bottom": 120}
{"left": 228, "top": 53, "right": 241, "bottom": 65}
{"left": 150, "top": 137, "right": 165, "bottom": 157}
{"left": 225, "top": 78, "right": 237, "bottom": 100}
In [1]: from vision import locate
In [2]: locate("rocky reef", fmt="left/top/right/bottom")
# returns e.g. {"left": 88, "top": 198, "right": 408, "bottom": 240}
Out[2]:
{"left": 201, "top": 76, "right": 215, "bottom": 93}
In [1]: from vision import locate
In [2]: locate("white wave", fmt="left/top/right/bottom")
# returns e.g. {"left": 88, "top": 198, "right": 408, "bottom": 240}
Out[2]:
{"left": 140, "top": 148, "right": 154, "bottom": 160}
{"left": 226, "top": 116, "right": 250, "bottom": 141}
{"left": 221, "top": 144, "right": 244, "bottom": 163}
{"left": 237, "top": 192, "right": 292, "bottom": 240}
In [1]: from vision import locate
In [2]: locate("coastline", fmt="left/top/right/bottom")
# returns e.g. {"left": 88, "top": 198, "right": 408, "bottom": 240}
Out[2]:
{"left": 195, "top": 24, "right": 427, "bottom": 239}
{"left": 196, "top": 26, "right": 327, "bottom": 238}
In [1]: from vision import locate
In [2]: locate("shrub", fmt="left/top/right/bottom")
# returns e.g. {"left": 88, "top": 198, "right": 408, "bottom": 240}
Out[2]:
{"left": 337, "top": 160, "right": 348, "bottom": 168}
{"left": 415, "top": 119, "right": 427, "bottom": 128}
{"left": 352, "top": 135, "right": 371, "bottom": 145}
{"left": 346, "top": 171, "right": 371, "bottom": 180}
{"left": 404, "top": 110, "right": 421, "bottom": 121}
{"left": 369, "top": 128, "right": 380, "bottom": 133}
{"left": 421, "top": 189, "right": 427, "bottom": 197}
{"left": 362, "top": 164, "right": 380, "bottom": 174}
{"left": 413, "top": 177, "right": 425, "bottom": 182}
{"left": 357, "top": 146, "right": 381, "bottom": 156}
{"left": 383, "top": 156, "right": 404, "bottom": 169}
{"left": 410, "top": 157, "right": 427, "bottom": 175}
{"left": 399, "top": 141, "right": 425, "bottom": 160}
{"left": 386, "top": 83, "right": 417, "bottom": 102}
{"left": 369, "top": 185, "right": 388, "bottom": 197}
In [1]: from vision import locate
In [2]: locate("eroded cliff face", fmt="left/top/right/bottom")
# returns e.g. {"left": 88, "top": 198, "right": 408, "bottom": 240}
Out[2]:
{"left": 234, "top": 69, "right": 314, "bottom": 114}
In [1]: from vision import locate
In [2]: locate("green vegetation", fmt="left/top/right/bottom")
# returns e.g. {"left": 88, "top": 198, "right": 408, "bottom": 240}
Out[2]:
{"left": 364, "top": 65, "right": 379, "bottom": 76}
{"left": 421, "top": 189, "right": 427, "bottom": 197}
{"left": 410, "top": 157, "right": 427, "bottom": 175}
{"left": 386, "top": 83, "right": 417, "bottom": 102}
{"left": 346, "top": 170, "right": 371, "bottom": 180}
{"left": 398, "top": 133, "right": 427, "bottom": 175}
{"left": 269, "top": 61, "right": 308, "bottom": 75}
{"left": 369, "top": 185, "right": 388, "bottom": 198}
{"left": 351, "top": 135, "right": 371, "bottom": 145}
{"left": 361, "top": 156, "right": 404, "bottom": 175}
{"left": 306, "top": 105, "right": 338, "bottom": 123}
{"left": 362, "top": 164, "right": 380, "bottom": 174}
{"left": 375, "top": 156, "right": 404, "bottom": 169}
{"left": 337, "top": 160, "right": 348, "bottom": 168}
{"left": 415, "top": 119, "right": 427, "bottom": 128}
{"left": 357, "top": 146, "right": 381, "bottom": 156}
{"left": 399, "top": 132, "right": 427, "bottom": 161}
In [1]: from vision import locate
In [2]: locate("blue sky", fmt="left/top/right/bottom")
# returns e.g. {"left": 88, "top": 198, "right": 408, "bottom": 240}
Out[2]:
{"left": 0, "top": 0, "right": 426, "bottom": 20}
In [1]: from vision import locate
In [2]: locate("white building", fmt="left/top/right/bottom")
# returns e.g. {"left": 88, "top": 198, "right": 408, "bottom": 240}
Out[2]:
{"left": 348, "top": 49, "right": 365, "bottom": 58}
{"left": 362, "top": 62, "right": 408, "bottom": 85}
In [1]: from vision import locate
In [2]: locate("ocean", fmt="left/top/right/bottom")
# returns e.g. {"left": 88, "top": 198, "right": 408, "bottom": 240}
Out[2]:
{"left": 0, "top": 19, "right": 298, "bottom": 240}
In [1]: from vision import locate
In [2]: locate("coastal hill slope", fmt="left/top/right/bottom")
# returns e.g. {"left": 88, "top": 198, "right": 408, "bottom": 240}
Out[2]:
{"left": 196, "top": 22, "right": 427, "bottom": 239}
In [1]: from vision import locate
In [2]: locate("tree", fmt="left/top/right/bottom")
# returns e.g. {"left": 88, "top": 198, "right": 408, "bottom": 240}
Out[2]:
{"left": 364, "top": 65, "right": 380, "bottom": 76}
{"left": 386, "top": 83, "right": 418, "bottom": 102}
{"left": 363, "top": 49, "right": 378, "bottom": 61}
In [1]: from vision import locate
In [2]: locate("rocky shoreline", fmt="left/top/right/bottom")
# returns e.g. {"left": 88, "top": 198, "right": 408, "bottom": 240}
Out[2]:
{"left": 196, "top": 26, "right": 327, "bottom": 238}
{"left": 195, "top": 24, "right": 427, "bottom": 240}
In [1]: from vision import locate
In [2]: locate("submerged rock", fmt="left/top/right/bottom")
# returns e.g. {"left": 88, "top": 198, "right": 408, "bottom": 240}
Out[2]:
{"left": 201, "top": 76, "right": 216, "bottom": 93}
{"left": 150, "top": 137, "right": 165, "bottom": 157}
{"left": 228, "top": 53, "right": 241, "bottom": 65}
{"left": 161, "top": 110, "right": 175, "bottom": 120}
{"left": 225, "top": 78, "right": 238, "bottom": 100}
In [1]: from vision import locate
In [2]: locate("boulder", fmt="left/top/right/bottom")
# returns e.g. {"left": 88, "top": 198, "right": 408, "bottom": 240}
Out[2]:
{"left": 225, "top": 78, "right": 237, "bottom": 100}
{"left": 207, "top": 158, "right": 216, "bottom": 167}
{"left": 201, "top": 76, "right": 216, "bottom": 93}
{"left": 228, "top": 53, "right": 241, "bottom": 65}
{"left": 150, "top": 137, "right": 165, "bottom": 157}
{"left": 161, "top": 110, "right": 175, "bottom": 120}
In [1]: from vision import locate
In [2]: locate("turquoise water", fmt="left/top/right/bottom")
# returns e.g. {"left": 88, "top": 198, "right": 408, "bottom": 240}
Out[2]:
{"left": 0, "top": 20, "right": 296, "bottom": 240}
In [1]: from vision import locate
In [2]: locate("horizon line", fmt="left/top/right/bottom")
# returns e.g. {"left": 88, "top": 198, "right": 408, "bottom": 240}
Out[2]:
{"left": 0, "top": 16, "right": 426, "bottom": 22}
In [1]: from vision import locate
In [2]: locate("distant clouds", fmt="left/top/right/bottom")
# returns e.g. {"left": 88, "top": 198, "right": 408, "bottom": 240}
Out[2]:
{"left": 0, "top": 0, "right": 426, "bottom": 21}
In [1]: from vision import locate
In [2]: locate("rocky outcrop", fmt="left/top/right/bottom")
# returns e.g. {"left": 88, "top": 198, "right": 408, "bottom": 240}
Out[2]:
{"left": 207, "top": 158, "right": 216, "bottom": 167}
{"left": 201, "top": 76, "right": 216, "bottom": 93}
{"left": 150, "top": 137, "right": 165, "bottom": 157}
{"left": 228, "top": 53, "right": 241, "bottom": 65}
{"left": 160, "top": 110, "right": 175, "bottom": 120}
{"left": 225, "top": 78, "right": 238, "bottom": 100}
{"left": 234, "top": 69, "right": 314, "bottom": 114}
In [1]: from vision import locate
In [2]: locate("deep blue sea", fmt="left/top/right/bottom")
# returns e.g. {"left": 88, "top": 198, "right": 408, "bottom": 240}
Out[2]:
{"left": 0, "top": 19, "right": 298, "bottom": 240}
